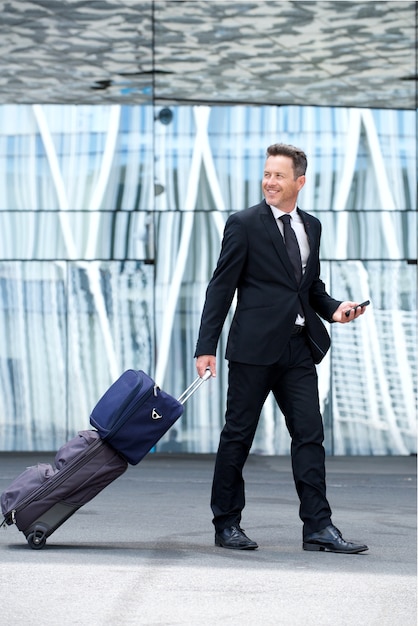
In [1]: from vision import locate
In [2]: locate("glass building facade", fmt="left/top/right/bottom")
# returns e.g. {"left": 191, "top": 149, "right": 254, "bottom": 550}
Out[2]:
{"left": 0, "top": 104, "right": 416, "bottom": 455}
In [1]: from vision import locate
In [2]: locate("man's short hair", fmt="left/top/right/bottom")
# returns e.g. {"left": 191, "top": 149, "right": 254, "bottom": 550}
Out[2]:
{"left": 266, "top": 144, "right": 307, "bottom": 178}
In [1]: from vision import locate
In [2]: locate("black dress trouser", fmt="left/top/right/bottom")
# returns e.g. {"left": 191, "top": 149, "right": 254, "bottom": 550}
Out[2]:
{"left": 211, "top": 332, "right": 333, "bottom": 537}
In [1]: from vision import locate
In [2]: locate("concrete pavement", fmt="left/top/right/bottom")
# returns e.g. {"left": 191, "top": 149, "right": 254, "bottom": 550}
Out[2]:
{"left": 0, "top": 453, "right": 416, "bottom": 625}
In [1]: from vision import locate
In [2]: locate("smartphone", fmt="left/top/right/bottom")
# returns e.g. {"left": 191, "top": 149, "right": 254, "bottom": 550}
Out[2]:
{"left": 344, "top": 300, "right": 370, "bottom": 317}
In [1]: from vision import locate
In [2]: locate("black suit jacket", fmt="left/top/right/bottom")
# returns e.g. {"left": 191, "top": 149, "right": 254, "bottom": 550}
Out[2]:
{"left": 195, "top": 200, "right": 341, "bottom": 364}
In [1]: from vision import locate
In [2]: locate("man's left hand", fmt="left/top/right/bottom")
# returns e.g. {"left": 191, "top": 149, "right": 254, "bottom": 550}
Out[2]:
{"left": 332, "top": 301, "right": 368, "bottom": 324}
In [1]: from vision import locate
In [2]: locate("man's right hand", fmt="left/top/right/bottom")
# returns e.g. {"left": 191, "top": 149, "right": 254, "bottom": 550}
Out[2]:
{"left": 196, "top": 355, "right": 216, "bottom": 378}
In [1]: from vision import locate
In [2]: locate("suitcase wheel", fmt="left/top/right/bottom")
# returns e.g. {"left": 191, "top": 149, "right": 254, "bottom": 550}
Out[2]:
{"left": 27, "top": 530, "right": 47, "bottom": 550}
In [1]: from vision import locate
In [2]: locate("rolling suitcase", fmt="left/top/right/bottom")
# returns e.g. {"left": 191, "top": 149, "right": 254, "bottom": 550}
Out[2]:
{"left": 1, "top": 430, "right": 128, "bottom": 549}
{"left": 1, "top": 370, "right": 211, "bottom": 549}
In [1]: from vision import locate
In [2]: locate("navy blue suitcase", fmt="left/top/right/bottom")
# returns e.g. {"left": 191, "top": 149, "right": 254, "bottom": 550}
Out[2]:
{"left": 89, "top": 369, "right": 210, "bottom": 465}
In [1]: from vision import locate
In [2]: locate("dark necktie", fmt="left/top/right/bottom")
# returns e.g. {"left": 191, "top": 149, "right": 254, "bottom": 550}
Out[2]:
{"left": 279, "top": 214, "right": 302, "bottom": 283}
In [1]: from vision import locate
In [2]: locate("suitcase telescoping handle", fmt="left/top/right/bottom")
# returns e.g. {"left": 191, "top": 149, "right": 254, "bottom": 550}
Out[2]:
{"left": 177, "top": 368, "right": 212, "bottom": 405}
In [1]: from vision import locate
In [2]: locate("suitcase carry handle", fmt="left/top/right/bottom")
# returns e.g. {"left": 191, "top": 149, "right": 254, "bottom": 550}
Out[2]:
{"left": 177, "top": 368, "right": 212, "bottom": 405}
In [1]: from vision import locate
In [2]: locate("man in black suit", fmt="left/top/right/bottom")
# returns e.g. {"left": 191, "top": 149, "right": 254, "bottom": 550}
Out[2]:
{"left": 195, "top": 143, "right": 368, "bottom": 554}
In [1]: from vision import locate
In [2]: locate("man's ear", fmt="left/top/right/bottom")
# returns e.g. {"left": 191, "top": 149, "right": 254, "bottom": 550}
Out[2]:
{"left": 297, "top": 175, "right": 306, "bottom": 191}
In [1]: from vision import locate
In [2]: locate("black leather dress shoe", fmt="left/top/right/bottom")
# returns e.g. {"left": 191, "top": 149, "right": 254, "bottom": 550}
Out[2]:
{"left": 303, "top": 525, "right": 368, "bottom": 554}
{"left": 215, "top": 525, "right": 258, "bottom": 550}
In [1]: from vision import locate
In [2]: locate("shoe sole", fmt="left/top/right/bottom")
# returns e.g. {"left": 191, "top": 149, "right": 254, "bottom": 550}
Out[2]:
{"left": 303, "top": 542, "right": 369, "bottom": 554}
{"left": 215, "top": 538, "right": 258, "bottom": 550}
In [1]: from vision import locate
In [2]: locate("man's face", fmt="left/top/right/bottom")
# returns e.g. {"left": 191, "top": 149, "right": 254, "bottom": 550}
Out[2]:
{"left": 262, "top": 155, "right": 305, "bottom": 212}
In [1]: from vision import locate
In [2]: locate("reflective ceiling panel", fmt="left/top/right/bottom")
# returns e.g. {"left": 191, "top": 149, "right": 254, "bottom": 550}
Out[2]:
{"left": 0, "top": 0, "right": 415, "bottom": 108}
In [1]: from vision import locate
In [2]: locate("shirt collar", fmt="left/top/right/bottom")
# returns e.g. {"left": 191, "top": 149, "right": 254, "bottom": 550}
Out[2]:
{"left": 269, "top": 205, "right": 298, "bottom": 220}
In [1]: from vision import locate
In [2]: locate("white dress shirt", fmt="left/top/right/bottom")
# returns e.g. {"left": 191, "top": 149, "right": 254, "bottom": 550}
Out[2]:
{"left": 270, "top": 205, "right": 310, "bottom": 325}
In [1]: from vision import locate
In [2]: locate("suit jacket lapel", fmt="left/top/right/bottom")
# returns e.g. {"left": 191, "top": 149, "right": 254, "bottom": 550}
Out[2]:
{"left": 297, "top": 208, "right": 318, "bottom": 282}
{"left": 297, "top": 208, "right": 313, "bottom": 249}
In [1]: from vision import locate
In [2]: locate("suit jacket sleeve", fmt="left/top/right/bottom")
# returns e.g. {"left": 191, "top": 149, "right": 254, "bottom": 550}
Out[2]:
{"left": 194, "top": 213, "right": 247, "bottom": 357}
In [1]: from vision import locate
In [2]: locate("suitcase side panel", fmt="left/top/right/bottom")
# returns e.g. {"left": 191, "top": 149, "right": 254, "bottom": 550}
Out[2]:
{"left": 89, "top": 369, "right": 149, "bottom": 436}
{"left": 90, "top": 370, "right": 184, "bottom": 465}
{"left": 2, "top": 432, "right": 127, "bottom": 533}
{"left": 24, "top": 501, "right": 80, "bottom": 543}
{"left": 1, "top": 463, "right": 57, "bottom": 518}
{"left": 102, "top": 387, "right": 184, "bottom": 465}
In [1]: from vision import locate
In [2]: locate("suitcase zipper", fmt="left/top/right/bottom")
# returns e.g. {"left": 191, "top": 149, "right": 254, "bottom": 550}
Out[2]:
{"left": 104, "top": 373, "right": 207, "bottom": 441}
{"left": 105, "top": 373, "right": 210, "bottom": 440}
{"left": 7, "top": 436, "right": 105, "bottom": 522}
{"left": 105, "top": 385, "right": 156, "bottom": 440}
